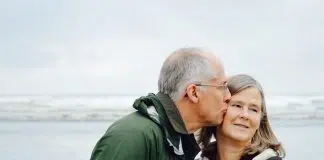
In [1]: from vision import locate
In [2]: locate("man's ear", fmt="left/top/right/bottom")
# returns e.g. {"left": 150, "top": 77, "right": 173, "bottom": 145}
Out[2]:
{"left": 186, "top": 84, "right": 199, "bottom": 103}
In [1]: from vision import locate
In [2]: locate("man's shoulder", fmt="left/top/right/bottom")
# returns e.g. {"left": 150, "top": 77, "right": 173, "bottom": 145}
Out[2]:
{"left": 90, "top": 112, "right": 167, "bottom": 160}
{"left": 105, "top": 111, "right": 163, "bottom": 137}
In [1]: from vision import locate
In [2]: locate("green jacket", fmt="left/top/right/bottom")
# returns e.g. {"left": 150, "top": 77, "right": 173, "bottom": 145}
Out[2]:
{"left": 90, "top": 92, "right": 200, "bottom": 160}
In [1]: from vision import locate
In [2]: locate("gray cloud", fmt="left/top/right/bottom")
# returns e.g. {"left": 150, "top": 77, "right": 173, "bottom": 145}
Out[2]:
{"left": 0, "top": 0, "right": 323, "bottom": 95}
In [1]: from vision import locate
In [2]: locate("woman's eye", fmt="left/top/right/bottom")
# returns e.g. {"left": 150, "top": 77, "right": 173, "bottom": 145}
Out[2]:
{"left": 249, "top": 108, "right": 258, "bottom": 113}
{"left": 231, "top": 104, "right": 241, "bottom": 108}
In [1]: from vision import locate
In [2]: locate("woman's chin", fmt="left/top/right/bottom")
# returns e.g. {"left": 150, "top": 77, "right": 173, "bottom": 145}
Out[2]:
{"left": 227, "top": 133, "right": 251, "bottom": 143}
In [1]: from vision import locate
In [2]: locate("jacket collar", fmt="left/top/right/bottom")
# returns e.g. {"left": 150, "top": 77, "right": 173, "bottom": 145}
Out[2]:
{"left": 156, "top": 92, "right": 188, "bottom": 134}
{"left": 133, "top": 92, "right": 200, "bottom": 159}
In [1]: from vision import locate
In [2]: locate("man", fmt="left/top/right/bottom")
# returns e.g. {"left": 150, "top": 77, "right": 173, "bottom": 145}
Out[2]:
{"left": 90, "top": 47, "right": 231, "bottom": 160}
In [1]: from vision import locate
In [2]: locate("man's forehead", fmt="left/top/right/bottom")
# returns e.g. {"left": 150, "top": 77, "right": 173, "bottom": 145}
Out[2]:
{"left": 210, "top": 74, "right": 227, "bottom": 84}
{"left": 209, "top": 61, "right": 226, "bottom": 83}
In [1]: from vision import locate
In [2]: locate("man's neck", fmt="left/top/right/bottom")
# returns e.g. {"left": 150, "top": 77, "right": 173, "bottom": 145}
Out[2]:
{"left": 175, "top": 101, "right": 203, "bottom": 134}
{"left": 216, "top": 134, "right": 246, "bottom": 160}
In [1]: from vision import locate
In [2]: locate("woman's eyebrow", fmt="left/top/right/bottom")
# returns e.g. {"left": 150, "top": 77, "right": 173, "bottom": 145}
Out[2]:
{"left": 249, "top": 103, "right": 261, "bottom": 109}
{"left": 230, "top": 100, "right": 244, "bottom": 104}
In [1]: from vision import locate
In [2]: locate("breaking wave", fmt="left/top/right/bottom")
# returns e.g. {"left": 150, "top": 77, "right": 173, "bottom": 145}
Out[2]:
{"left": 1, "top": 95, "right": 324, "bottom": 121}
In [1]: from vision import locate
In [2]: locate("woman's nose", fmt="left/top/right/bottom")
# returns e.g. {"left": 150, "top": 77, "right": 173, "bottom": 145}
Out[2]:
{"left": 239, "top": 107, "right": 249, "bottom": 119}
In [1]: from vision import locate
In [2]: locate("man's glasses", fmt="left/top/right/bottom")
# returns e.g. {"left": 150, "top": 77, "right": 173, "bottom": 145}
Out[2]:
{"left": 195, "top": 83, "right": 229, "bottom": 95}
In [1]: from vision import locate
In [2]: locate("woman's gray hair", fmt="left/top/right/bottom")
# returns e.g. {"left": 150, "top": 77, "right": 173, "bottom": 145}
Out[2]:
{"left": 158, "top": 47, "right": 216, "bottom": 101}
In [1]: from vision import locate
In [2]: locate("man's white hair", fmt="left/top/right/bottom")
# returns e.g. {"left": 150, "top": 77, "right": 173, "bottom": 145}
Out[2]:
{"left": 158, "top": 47, "right": 219, "bottom": 101}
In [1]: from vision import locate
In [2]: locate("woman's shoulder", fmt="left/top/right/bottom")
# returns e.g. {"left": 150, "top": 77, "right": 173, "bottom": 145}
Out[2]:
{"left": 197, "top": 143, "right": 283, "bottom": 160}
{"left": 251, "top": 148, "right": 282, "bottom": 160}
{"left": 266, "top": 157, "right": 282, "bottom": 160}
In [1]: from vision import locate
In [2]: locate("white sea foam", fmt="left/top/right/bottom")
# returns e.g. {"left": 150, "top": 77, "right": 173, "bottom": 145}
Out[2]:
{"left": 0, "top": 95, "right": 324, "bottom": 121}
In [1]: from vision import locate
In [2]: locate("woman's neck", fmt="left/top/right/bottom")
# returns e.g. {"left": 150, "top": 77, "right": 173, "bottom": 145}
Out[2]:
{"left": 216, "top": 134, "right": 247, "bottom": 160}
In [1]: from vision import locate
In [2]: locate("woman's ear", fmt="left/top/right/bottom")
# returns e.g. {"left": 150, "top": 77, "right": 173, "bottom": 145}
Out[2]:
{"left": 186, "top": 84, "right": 199, "bottom": 103}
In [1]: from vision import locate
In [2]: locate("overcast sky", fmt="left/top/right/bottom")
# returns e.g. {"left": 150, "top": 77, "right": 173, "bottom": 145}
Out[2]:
{"left": 0, "top": 0, "right": 323, "bottom": 95}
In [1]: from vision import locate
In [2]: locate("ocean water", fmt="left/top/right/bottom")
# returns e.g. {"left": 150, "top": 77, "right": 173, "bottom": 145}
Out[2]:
{"left": 0, "top": 121, "right": 323, "bottom": 160}
{"left": 0, "top": 95, "right": 324, "bottom": 159}
{"left": 0, "top": 95, "right": 136, "bottom": 121}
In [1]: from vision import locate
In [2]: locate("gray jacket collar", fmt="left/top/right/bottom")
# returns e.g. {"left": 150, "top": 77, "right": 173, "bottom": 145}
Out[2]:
{"left": 156, "top": 92, "right": 188, "bottom": 134}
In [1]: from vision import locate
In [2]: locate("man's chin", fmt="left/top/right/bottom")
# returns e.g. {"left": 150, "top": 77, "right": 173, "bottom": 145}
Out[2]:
{"left": 206, "top": 118, "right": 223, "bottom": 126}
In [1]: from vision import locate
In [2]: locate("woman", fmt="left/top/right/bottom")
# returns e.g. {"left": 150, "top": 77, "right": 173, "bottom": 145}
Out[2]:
{"left": 197, "top": 74, "right": 285, "bottom": 160}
